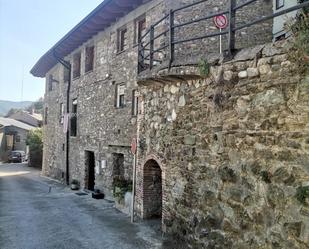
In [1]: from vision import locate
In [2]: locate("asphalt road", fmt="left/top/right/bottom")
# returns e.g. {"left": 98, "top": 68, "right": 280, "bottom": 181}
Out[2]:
{"left": 0, "top": 163, "right": 166, "bottom": 249}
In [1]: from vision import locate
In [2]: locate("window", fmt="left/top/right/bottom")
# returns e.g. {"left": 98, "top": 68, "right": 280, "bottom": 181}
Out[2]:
{"left": 73, "top": 52, "right": 81, "bottom": 78}
{"left": 85, "top": 46, "right": 94, "bottom": 73}
{"left": 70, "top": 99, "right": 77, "bottom": 137}
{"left": 132, "top": 90, "right": 138, "bottom": 116}
{"left": 115, "top": 84, "right": 125, "bottom": 108}
{"left": 276, "top": 0, "right": 284, "bottom": 9}
{"left": 59, "top": 103, "right": 64, "bottom": 124}
{"left": 117, "top": 27, "right": 128, "bottom": 52}
{"left": 135, "top": 15, "right": 146, "bottom": 44}
{"left": 63, "top": 67, "right": 70, "bottom": 82}
{"left": 15, "top": 135, "right": 20, "bottom": 143}
{"left": 112, "top": 153, "right": 124, "bottom": 178}
{"left": 44, "top": 107, "right": 48, "bottom": 125}
{"left": 48, "top": 75, "right": 53, "bottom": 91}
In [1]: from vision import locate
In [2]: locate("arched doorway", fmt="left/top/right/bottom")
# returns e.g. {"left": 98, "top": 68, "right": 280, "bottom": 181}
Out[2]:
{"left": 143, "top": 159, "right": 162, "bottom": 219}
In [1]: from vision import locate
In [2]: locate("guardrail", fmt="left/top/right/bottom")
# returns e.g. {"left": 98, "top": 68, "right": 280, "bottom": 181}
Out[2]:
{"left": 137, "top": 0, "right": 309, "bottom": 73}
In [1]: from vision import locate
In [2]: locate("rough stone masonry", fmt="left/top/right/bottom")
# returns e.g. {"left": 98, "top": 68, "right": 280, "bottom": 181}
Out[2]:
{"left": 135, "top": 38, "right": 309, "bottom": 248}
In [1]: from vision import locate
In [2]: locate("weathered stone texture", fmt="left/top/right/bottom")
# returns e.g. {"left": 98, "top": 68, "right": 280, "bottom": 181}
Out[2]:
{"left": 147, "top": 0, "right": 273, "bottom": 68}
{"left": 42, "top": 0, "right": 165, "bottom": 197}
{"left": 136, "top": 39, "right": 309, "bottom": 248}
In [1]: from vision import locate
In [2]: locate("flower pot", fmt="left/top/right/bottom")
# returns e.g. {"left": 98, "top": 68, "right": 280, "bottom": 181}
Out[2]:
{"left": 92, "top": 191, "right": 105, "bottom": 199}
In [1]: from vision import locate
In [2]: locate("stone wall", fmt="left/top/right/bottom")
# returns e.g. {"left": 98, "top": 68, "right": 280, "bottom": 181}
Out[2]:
{"left": 135, "top": 39, "right": 309, "bottom": 248}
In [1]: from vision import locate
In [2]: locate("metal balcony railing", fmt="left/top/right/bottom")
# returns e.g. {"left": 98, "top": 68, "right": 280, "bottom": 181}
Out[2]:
{"left": 137, "top": 0, "right": 309, "bottom": 74}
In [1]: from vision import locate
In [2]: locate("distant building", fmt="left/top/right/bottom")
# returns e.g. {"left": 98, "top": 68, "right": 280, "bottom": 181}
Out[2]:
{"left": 273, "top": 0, "right": 299, "bottom": 40}
{"left": 8, "top": 111, "right": 42, "bottom": 127}
{"left": 0, "top": 117, "right": 35, "bottom": 162}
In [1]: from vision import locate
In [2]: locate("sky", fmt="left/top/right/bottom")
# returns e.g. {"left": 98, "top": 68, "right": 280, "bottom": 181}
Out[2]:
{"left": 0, "top": 0, "right": 103, "bottom": 102}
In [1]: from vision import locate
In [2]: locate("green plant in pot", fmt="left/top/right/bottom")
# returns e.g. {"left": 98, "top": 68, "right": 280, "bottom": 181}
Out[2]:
{"left": 71, "top": 179, "right": 80, "bottom": 190}
{"left": 112, "top": 176, "right": 132, "bottom": 202}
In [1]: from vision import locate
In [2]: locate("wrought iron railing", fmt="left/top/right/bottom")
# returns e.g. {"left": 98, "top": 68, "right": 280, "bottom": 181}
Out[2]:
{"left": 137, "top": 0, "right": 309, "bottom": 73}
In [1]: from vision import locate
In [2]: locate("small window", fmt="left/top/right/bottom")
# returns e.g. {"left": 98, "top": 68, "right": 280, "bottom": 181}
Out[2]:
{"left": 15, "top": 135, "right": 21, "bottom": 143}
{"left": 85, "top": 46, "right": 94, "bottom": 73}
{"left": 48, "top": 75, "right": 53, "bottom": 91}
{"left": 132, "top": 90, "right": 138, "bottom": 116}
{"left": 276, "top": 0, "right": 284, "bottom": 9}
{"left": 115, "top": 84, "right": 125, "bottom": 108}
{"left": 70, "top": 99, "right": 77, "bottom": 137}
{"left": 112, "top": 153, "right": 124, "bottom": 178}
{"left": 63, "top": 67, "right": 70, "bottom": 82}
{"left": 44, "top": 107, "right": 48, "bottom": 125}
{"left": 135, "top": 16, "right": 146, "bottom": 44}
{"left": 117, "top": 27, "right": 128, "bottom": 52}
{"left": 59, "top": 103, "right": 64, "bottom": 124}
{"left": 73, "top": 52, "right": 81, "bottom": 78}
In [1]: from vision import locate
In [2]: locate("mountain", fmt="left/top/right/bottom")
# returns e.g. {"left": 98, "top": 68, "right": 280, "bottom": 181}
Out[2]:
{"left": 0, "top": 100, "right": 33, "bottom": 117}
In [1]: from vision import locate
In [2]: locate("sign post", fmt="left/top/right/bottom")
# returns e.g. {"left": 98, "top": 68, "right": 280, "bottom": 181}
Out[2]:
{"left": 130, "top": 138, "right": 137, "bottom": 223}
{"left": 213, "top": 15, "right": 228, "bottom": 54}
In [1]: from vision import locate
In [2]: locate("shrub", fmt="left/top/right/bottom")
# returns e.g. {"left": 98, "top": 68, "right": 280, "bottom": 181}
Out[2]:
{"left": 288, "top": 10, "right": 309, "bottom": 72}
{"left": 26, "top": 128, "right": 43, "bottom": 168}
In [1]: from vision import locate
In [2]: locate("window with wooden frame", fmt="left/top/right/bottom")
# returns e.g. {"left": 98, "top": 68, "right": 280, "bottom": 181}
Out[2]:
{"left": 48, "top": 75, "right": 53, "bottom": 91}
{"left": 73, "top": 52, "right": 81, "bottom": 78}
{"left": 63, "top": 67, "right": 70, "bottom": 82}
{"left": 15, "top": 135, "right": 21, "bottom": 143}
{"left": 115, "top": 84, "right": 125, "bottom": 108}
{"left": 132, "top": 90, "right": 138, "bottom": 116}
{"left": 276, "top": 0, "right": 284, "bottom": 9}
{"left": 117, "top": 27, "right": 128, "bottom": 52}
{"left": 85, "top": 46, "right": 95, "bottom": 73}
{"left": 70, "top": 99, "right": 77, "bottom": 137}
{"left": 135, "top": 15, "right": 146, "bottom": 44}
{"left": 44, "top": 107, "right": 48, "bottom": 125}
{"left": 59, "top": 103, "right": 64, "bottom": 124}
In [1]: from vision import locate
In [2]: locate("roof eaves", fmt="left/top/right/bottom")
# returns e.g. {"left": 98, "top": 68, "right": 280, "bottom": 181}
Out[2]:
{"left": 30, "top": 0, "right": 114, "bottom": 78}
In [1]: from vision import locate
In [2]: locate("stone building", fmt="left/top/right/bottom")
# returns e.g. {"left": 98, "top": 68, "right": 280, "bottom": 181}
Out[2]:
{"left": 30, "top": 0, "right": 309, "bottom": 248}
{"left": 31, "top": 0, "right": 309, "bottom": 249}
{"left": 31, "top": 0, "right": 273, "bottom": 199}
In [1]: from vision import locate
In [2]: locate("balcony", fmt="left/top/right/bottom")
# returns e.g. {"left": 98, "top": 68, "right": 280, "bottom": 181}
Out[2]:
{"left": 137, "top": 0, "right": 309, "bottom": 82}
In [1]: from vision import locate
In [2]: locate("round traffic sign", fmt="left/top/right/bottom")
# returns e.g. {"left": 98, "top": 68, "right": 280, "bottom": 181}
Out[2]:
{"left": 213, "top": 15, "right": 228, "bottom": 29}
{"left": 131, "top": 138, "right": 137, "bottom": 154}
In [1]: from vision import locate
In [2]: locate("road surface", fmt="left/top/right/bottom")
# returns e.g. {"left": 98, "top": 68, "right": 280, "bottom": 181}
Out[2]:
{"left": 0, "top": 163, "right": 171, "bottom": 249}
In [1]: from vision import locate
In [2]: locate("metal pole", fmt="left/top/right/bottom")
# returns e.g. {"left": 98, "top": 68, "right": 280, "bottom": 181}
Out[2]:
{"left": 149, "top": 26, "right": 154, "bottom": 69}
{"left": 220, "top": 28, "right": 222, "bottom": 54}
{"left": 169, "top": 9, "right": 174, "bottom": 68}
{"left": 131, "top": 152, "right": 137, "bottom": 223}
{"left": 228, "top": 0, "right": 236, "bottom": 56}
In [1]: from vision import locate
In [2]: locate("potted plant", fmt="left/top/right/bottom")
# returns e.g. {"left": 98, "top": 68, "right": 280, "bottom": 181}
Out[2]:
{"left": 71, "top": 179, "right": 80, "bottom": 190}
{"left": 92, "top": 189, "right": 105, "bottom": 199}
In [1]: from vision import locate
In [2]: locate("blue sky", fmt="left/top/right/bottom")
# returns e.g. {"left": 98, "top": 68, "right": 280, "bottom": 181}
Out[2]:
{"left": 0, "top": 0, "right": 102, "bottom": 102}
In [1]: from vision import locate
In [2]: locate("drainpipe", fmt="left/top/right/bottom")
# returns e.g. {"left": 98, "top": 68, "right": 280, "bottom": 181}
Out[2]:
{"left": 53, "top": 51, "right": 71, "bottom": 185}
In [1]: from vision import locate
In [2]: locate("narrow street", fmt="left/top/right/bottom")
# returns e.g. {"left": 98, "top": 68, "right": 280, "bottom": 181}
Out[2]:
{"left": 0, "top": 163, "right": 167, "bottom": 249}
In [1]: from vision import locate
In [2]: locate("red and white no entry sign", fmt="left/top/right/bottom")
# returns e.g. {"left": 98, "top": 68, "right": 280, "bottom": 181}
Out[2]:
{"left": 213, "top": 14, "right": 228, "bottom": 29}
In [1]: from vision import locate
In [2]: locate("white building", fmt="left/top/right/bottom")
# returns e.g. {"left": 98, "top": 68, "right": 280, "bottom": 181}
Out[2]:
{"left": 273, "top": 0, "right": 299, "bottom": 40}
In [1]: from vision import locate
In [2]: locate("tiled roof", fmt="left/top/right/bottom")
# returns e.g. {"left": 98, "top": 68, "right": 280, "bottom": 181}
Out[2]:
{"left": 0, "top": 117, "right": 36, "bottom": 131}
{"left": 30, "top": 0, "right": 146, "bottom": 78}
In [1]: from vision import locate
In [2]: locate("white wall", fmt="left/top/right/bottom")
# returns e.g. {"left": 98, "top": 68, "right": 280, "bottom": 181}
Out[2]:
{"left": 273, "top": 0, "right": 299, "bottom": 39}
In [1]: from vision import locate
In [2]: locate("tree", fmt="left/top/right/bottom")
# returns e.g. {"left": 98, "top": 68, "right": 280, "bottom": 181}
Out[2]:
{"left": 5, "top": 108, "right": 21, "bottom": 117}
{"left": 26, "top": 128, "right": 43, "bottom": 168}
{"left": 26, "top": 97, "right": 44, "bottom": 114}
